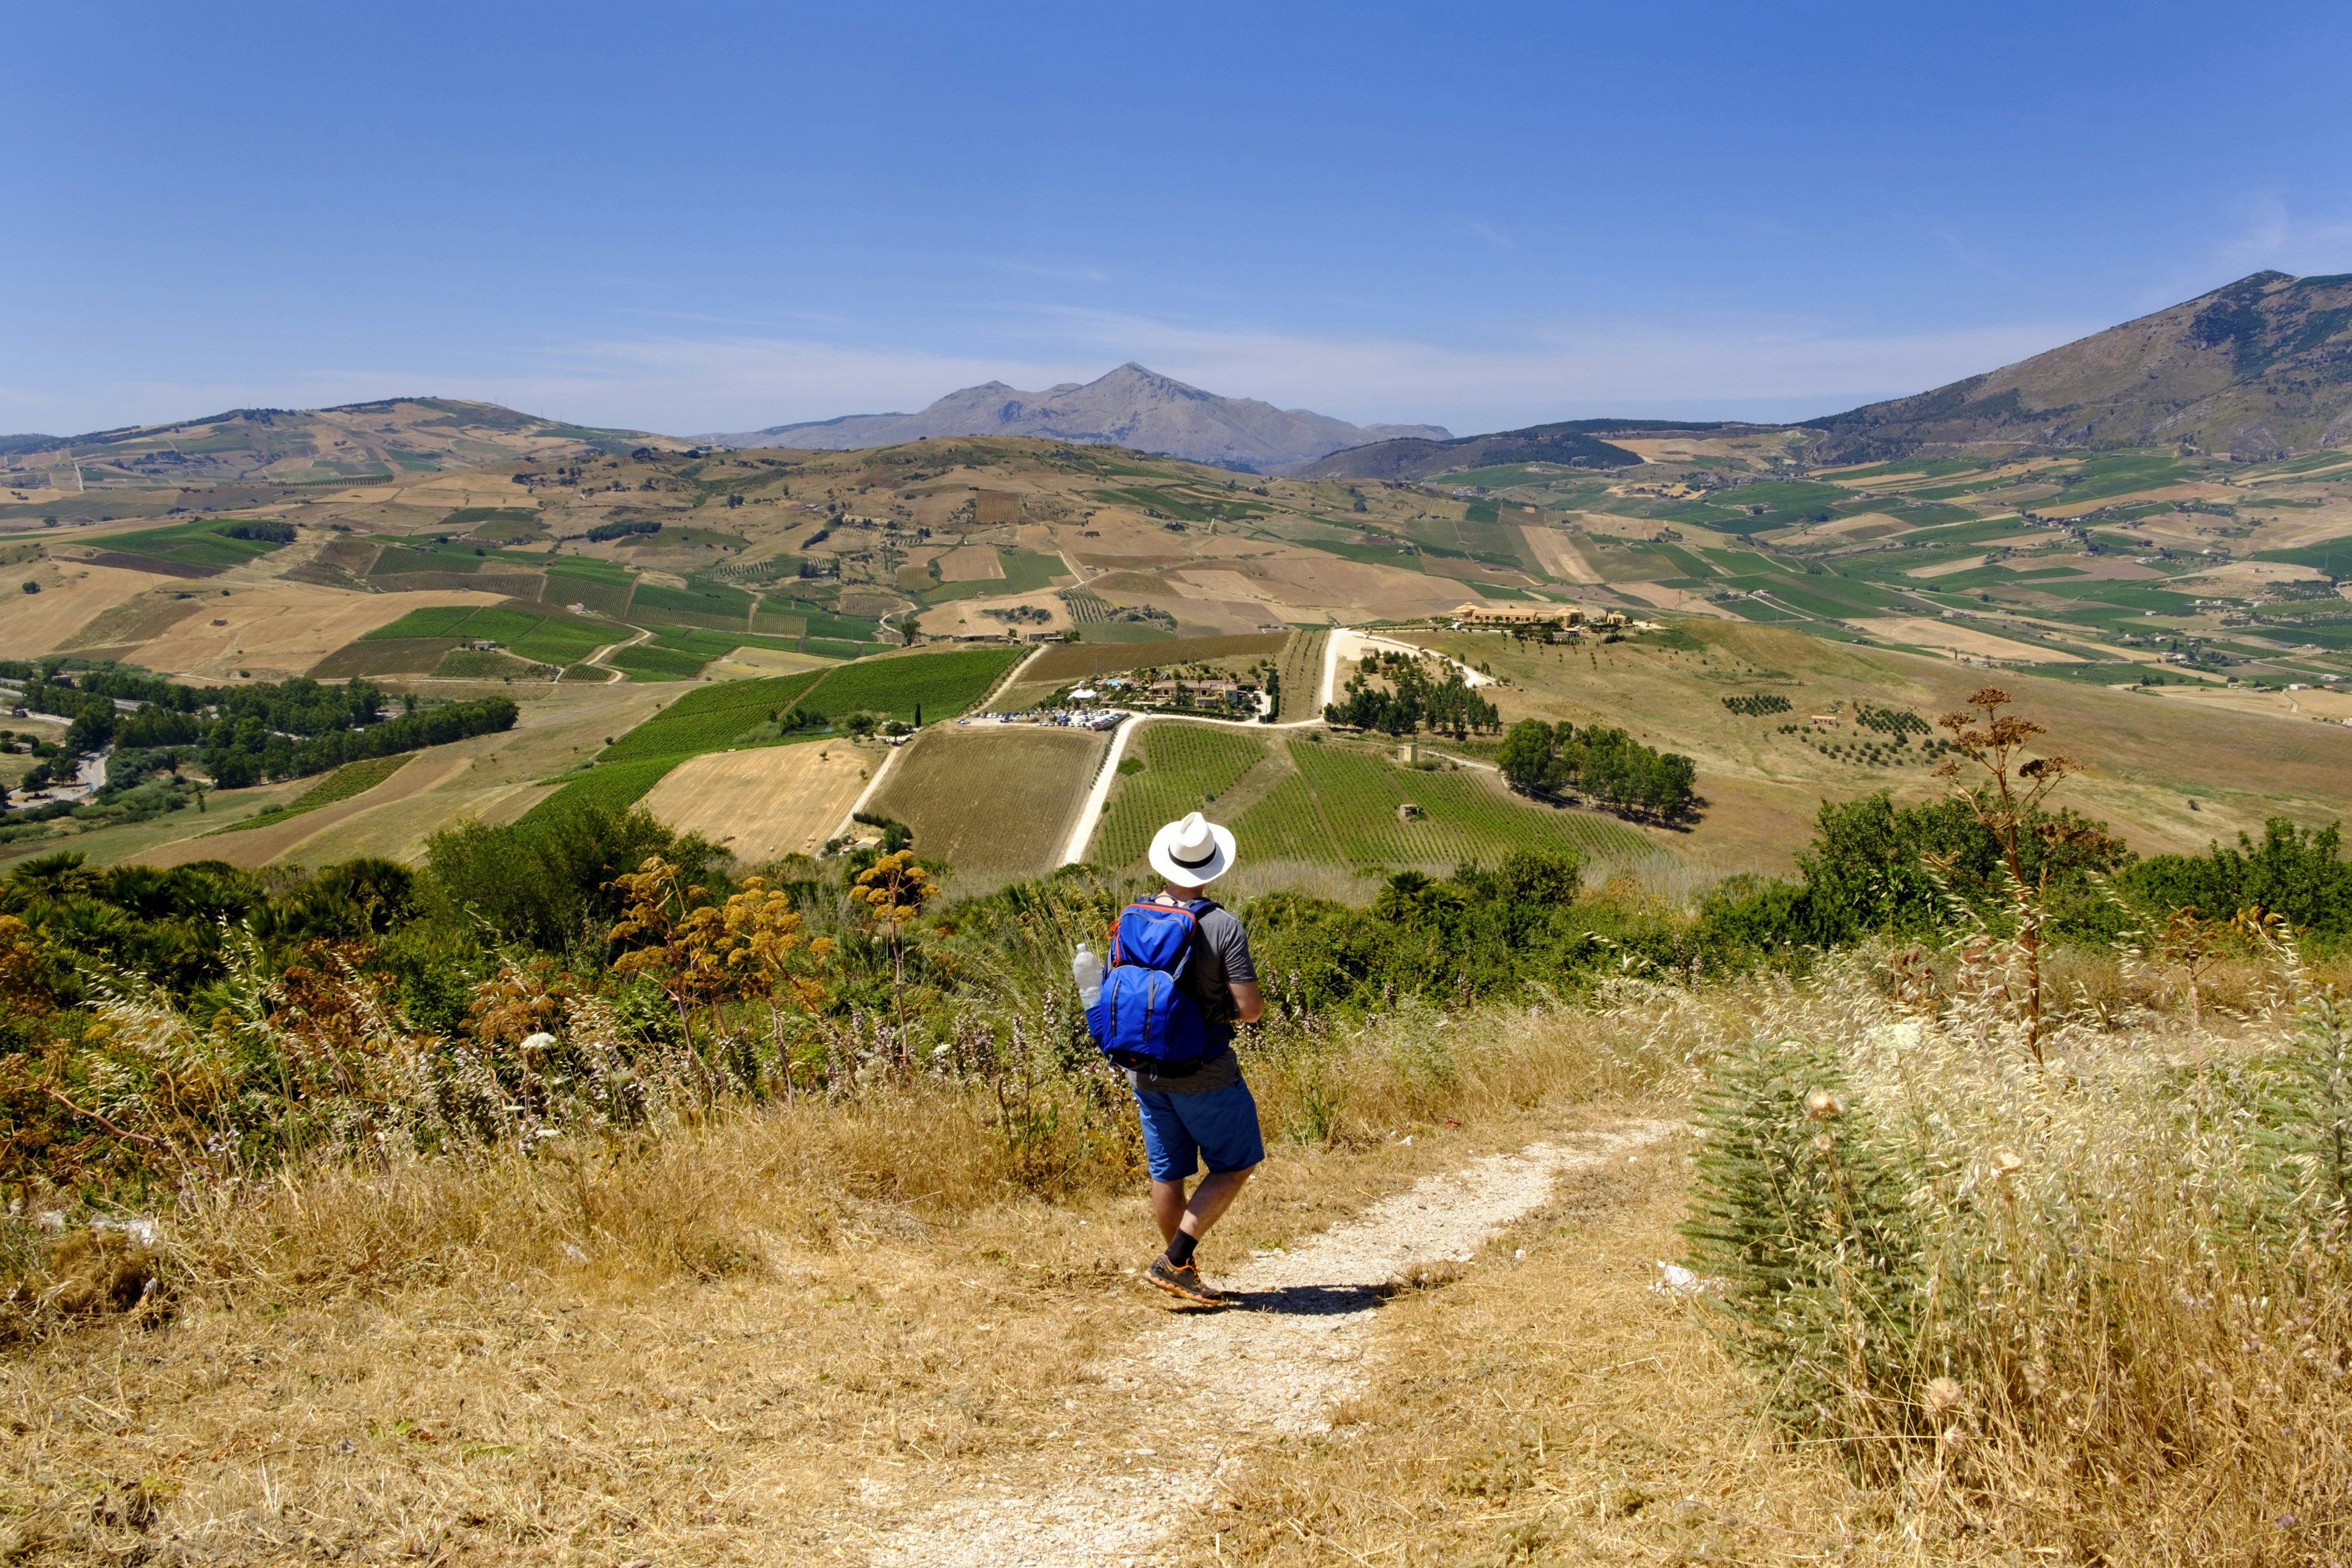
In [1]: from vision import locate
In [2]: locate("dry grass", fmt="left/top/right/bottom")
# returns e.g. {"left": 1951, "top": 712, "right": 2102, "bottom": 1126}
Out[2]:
{"left": 1199, "top": 1152, "right": 1905, "bottom": 1566}
{"left": 7, "top": 954, "right": 2351, "bottom": 1564}
{"left": 0, "top": 990, "right": 1704, "bottom": 1564}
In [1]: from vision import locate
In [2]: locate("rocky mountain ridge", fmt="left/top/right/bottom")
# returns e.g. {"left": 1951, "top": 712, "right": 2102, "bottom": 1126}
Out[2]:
{"left": 1808, "top": 271, "right": 2352, "bottom": 463}
{"left": 704, "top": 362, "right": 1449, "bottom": 472}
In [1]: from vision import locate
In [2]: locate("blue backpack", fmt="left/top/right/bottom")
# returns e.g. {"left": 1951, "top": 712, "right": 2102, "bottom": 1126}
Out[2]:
{"left": 1086, "top": 900, "right": 1214, "bottom": 1069}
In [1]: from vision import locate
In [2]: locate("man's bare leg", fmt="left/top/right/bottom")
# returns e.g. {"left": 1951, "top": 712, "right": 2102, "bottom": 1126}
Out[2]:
{"left": 1152, "top": 1166, "right": 1257, "bottom": 1248}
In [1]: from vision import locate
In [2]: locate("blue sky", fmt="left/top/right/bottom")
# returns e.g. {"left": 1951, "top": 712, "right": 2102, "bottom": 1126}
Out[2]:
{"left": 6, "top": 2, "right": 2350, "bottom": 439}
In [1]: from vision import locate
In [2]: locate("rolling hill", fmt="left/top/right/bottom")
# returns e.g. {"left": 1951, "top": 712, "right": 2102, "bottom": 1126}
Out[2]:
{"left": 704, "top": 362, "right": 1449, "bottom": 472}
{"left": 1808, "top": 270, "right": 2352, "bottom": 464}
{"left": 1293, "top": 418, "right": 1732, "bottom": 480}
{"left": 0, "top": 398, "right": 662, "bottom": 491}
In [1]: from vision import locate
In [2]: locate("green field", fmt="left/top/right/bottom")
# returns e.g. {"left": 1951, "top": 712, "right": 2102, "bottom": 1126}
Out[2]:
{"left": 2044, "top": 454, "right": 2198, "bottom": 505}
{"left": 432, "top": 649, "right": 544, "bottom": 677}
{"left": 805, "top": 636, "right": 896, "bottom": 659}
{"left": 544, "top": 555, "right": 638, "bottom": 617}
{"left": 794, "top": 647, "right": 1024, "bottom": 720}
{"left": 1095, "top": 724, "right": 1267, "bottom": 867}
{"left": 517, "top": 755, "right": 693, "bottom": 826}
{"left": 445, "top": 507, "right": 543, "bottom": 541}
{"left": 598, "top": 671, "right": 829, "bottom": 761}
{"left": 918, "top": 547, "right": 1069, "bottom": 605}
{"left": 749, "top": 601, "right": 885, "bottom": 644}
{"left": 361, "top": 605, "right": 613, "bottom": 667}
{"left": 594, "top": 647, "right": 1022, "bottom": 763}
{"left": 600, "top": 624, "right": 838, "bottom": 680}
{"left": 628, "top": 578, "right": 755, "bottom": 628}
{"left": 1228, "top": 740, "right": 1660, "bottom": 871}
{"left": 1090, "top": 485, "right": 1213, "bottom": 522}
{"left": 2254, "top": 534, "right": 2352, "bottom": 573}
{"left": 1657, "top": 480, "right": 1854, "bottom": 533}
{"left": 369, "top": 543, "right": 484, "bottom": 576}
{"left": 608, "top": 645, "right": 701, "bottom": 680}
{"left": 93, "top": 518, "right": 292, "bottom": 571}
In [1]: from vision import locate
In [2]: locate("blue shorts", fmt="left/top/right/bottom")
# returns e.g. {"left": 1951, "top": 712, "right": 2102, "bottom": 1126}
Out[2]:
{"left": 1133, "top": 1077, "right": 1265, "bottom": 1182}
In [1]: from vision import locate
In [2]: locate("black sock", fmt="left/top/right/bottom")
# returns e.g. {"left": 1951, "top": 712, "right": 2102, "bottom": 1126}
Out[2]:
{"left": 1165, "top": 1231, "right": 1199, "bottom": 1268}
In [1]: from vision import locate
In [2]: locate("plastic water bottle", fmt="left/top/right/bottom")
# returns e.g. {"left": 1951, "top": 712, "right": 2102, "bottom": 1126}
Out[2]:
{"left": 1072, "top": 943, "right": 1104, "bottom": 1006}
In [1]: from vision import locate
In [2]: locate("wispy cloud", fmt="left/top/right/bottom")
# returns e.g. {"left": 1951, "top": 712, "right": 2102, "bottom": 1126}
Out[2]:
{"left": 0, "top": 307, "right": 2092, "bottom": 439}
{"left": 1460, "top": 221, "right": 1515, "bottom": 250}
{"left": 2137, "top": 191, "right": 2352, "bottom": 309}
{"left": 439, "top": 306, "right": 2088, "bottom": 435}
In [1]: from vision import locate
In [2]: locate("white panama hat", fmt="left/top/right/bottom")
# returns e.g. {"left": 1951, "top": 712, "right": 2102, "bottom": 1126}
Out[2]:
{"left": 1148, "top": 810, "right": 1238, "bottom": 887}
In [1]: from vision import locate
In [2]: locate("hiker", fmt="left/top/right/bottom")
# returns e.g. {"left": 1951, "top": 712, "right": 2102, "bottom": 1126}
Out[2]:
{"left": 1077, "top": 810, "right": 1265, "bottom": 1305}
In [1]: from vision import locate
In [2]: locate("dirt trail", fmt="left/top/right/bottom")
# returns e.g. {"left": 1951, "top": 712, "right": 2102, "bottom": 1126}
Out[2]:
{"left": 864, "top": 1121, "right": 1672, "bottom": 1567}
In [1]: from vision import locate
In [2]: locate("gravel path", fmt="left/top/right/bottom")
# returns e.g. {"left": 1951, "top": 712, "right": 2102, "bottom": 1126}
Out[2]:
{"left": 865, "top": 1121, "right": 1672, "bottom": 1567}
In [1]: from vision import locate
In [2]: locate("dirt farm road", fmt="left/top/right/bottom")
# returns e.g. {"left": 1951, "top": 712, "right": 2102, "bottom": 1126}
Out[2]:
{"left": 859, "top": 1122, "right": 1673, "bottom": 1567}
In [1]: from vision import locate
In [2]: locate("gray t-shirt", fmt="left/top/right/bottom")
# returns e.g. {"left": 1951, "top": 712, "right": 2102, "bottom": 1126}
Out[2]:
{"left": 1125, "top": 897, "right": 1257, "bottom": 1096}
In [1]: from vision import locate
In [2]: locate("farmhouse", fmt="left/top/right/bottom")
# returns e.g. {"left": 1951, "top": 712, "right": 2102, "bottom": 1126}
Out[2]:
{"left": 1451, "top": 602, "right": 1574, "bottom": 628}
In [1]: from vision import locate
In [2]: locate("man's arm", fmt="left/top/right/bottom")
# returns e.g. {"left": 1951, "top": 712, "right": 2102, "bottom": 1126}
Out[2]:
{"left": 1227, "top": 979, "right": 1264, "bottom": 1024}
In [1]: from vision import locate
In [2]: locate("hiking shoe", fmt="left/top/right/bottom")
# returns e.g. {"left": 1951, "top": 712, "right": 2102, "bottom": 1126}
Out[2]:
{"left": 1145, "top": 1254, "right": 1224, "bottom": 1306}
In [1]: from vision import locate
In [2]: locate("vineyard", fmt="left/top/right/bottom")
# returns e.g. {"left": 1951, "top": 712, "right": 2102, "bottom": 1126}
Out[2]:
{"left": 360, "top": 605, "right": 613, "bottom": 668}
{"left": 593, "top": 650, "right": 1018, "bottom": 767}
{"left": 1093, "top": 722, "right": 1267, "bottom": 867}
{"left": 517, "top": 754, "right": 692, "bottom": 826}
{"left": 1275, "top": 627, "right": 1330, "bottom": 720}
{"left": 1229, "top": 739, "right": 1661, "bottom": 871}
{"left": 607, "top": 644, "right": 705, "bottom": 680}
{"left": 793, "top": 647, "right": 1023, "bottom": 721}
{"left": 864, "top": 726, "right": 1102, "bottom": 879}
{"left": 597, "top": 671, "right": 827, "bottom": 763}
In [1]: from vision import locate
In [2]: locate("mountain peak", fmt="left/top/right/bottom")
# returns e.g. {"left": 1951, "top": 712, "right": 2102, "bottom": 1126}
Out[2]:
{"left": 705, "top": 368, "right": 1449, "bottom": 470}
{"left": 1811, "top": 270, "right": 2352, "bottom": 462}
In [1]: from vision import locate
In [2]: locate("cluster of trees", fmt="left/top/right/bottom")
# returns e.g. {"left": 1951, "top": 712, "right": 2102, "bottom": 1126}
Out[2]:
{"left": 1690, "top": 794, "right": 2352, "bottom": 955}
{"left": 0, "top": 662, "right": 517, "bottom": 793}
{"left": 1323, "top": 652, "right": 1500, "bottom": 737}
{"left": 8, "top": 746, "right": 2352, "bottom": 1193}
{"left": 217, "top": 520, "right": 296, "bottom": 543}
{"left": 201, "top": 696, "right": 517, "bottom": 788}
{"left": 586, "top": 518, "right": 662, "bottom": 543}
{"left": 1496, "top": 717, "right": 1697, "bottom": 823}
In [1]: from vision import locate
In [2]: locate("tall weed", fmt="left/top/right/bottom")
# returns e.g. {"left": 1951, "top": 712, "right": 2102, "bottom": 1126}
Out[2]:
{"left": 1686, "top": 940, "right": 2352, "bottom": 1560}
